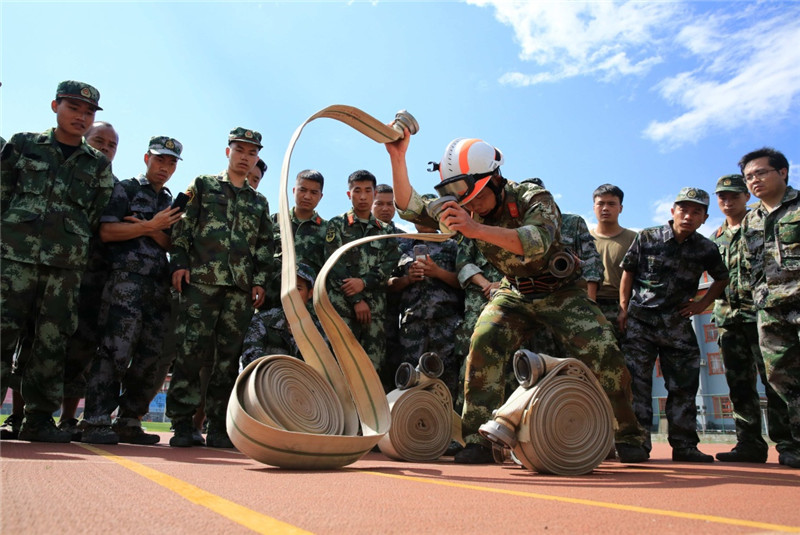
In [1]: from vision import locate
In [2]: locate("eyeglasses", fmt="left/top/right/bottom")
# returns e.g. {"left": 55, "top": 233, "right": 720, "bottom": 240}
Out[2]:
{"left": 744, "top": 168, "right": 776, "bottom": 183}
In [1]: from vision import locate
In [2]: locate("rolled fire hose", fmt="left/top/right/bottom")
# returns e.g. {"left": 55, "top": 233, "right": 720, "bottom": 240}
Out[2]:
{"left": 378, "top": 353, "right": 464, "bottom": 461}
{"left": 227, "top": 106, "right": 453, "bottom": 469}
{"left": 479, "top": 350, "right": 615, "bottom": 475}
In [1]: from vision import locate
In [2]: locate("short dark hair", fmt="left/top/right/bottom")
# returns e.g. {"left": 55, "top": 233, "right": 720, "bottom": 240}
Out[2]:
{"left": 297, "top": 169, "right": 324, "bottom": 191}
{"left": 738, "top": 147, "right": 789, "bottom": 184}
{"left": 348, "top": 169, "right": 376, "bottom": 188}
{"left": 375, "top": 184, "right": 393, "bottom": 194}
{"left": 255, "top": 159, "right": 267, "bottom": 176}
{"left": 592, "top": 183, "right": 625, "bottom": 204}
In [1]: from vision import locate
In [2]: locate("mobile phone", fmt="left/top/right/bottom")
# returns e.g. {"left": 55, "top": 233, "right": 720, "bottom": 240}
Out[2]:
{"left": 171, "top": 192, "right": 190, "bottom": 212}
{"left": 413, "top": 244, "right": 429, "bottom": 261}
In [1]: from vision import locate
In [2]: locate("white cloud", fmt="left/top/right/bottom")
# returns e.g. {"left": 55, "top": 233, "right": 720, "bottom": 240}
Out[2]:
{"left": 652, "top": 196, "right": 674, "bottom": 226}
{"left": 469, "top": 1, "right": 800, "bottom": 148}
{"left": 470, "top": 0, "right": 680, "bottom": 85}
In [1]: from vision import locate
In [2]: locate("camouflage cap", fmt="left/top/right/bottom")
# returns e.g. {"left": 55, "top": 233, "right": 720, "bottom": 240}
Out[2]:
{"left": 421, "top": 193, "right": 438, "bottom": 202}
{"left": 674, "top": 187, "right": 710, "bottom": 206}
{"left": 148, "top": 136, "right": 183, "bottom": 160}
{"left": 714, "top": 174, "right": 747, "bottom": 194}
{"left": 55, "top": 80, "right": 102, "bottom": 110}
{"left": 296, "top": 263, "right": 316, "bottom": 287}
{"left": 228, "top": 127, "right": 263, "bottom": 148}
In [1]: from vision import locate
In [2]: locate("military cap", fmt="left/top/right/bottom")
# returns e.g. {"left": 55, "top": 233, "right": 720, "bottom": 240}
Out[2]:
{"left": 56, "top": 80, "right": 102, "bottom": 110}
{"left": 228, "top": 127, "right": 263, "bottom": 148}
{"left": 296, "top": 263, "right": 316, "bottom": 287}
{"left": 148, "top": 136, "right": 183, "bottom": 160}
{"left": 714, "top": 174, "right": 747, "bottom": 194}
{"left": 674, "top": 187, "right": 710, "bottom": 206}
{"left": 421, "top": 193, "right": 438, "bottom": 202}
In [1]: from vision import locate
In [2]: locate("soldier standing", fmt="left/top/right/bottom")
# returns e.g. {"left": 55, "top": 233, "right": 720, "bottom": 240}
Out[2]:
{"left": 387, "top": 134, "right": 649, "bottom": 464}
{"left": 620, "top": 188, "right": 729, "bottom": 462}
{"left": 388, "top": 212, "right": 463, "bottom": 398}
{"left": 81, "top": 136, "right": 184, "bottom": 445}
{"left": 590, "top": 184, "right": 637, "bottom": 344}
{"left": 710, "top": 173, "right": 793, "bottom": 463}
{"left": 324, "top": 170, "right": 400, "bottom": 385}
{"left": 739, "top": 147, "right": 800, "bottom": 469}
{"left": 167, "top": 128, "right": 274, "bottom": 448}
{"left": 0, "top": 81, "right": 115, "bottom": 442}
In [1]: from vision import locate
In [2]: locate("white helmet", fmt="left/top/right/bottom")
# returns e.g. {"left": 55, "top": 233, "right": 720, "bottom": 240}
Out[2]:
{"left": 434, "top": 138, "right": 504, "bottom": 205}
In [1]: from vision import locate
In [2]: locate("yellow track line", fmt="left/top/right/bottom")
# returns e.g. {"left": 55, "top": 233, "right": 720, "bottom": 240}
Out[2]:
{"left": 78, "top": 444, "right": 311, "bottom": 535}
{"left": 364, "top": 470, "right": 800, "bottom": 533}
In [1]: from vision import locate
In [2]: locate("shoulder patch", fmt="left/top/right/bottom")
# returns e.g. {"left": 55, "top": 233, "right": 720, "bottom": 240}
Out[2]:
{"left": 326, "top": 224, "right": 337, "bottom": 243}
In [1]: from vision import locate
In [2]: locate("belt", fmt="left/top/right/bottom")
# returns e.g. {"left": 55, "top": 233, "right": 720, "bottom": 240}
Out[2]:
{"left": 511, "top": 273, "right": 562, "bottom": 294}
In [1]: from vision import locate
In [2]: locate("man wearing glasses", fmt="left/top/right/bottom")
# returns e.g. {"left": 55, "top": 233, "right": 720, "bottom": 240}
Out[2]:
{"left": 739, "top": 147, "right": 800, "bottom": 469}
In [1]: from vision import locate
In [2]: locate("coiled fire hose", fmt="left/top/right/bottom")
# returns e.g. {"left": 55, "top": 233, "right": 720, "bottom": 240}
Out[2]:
{"left": 227, "top": 106, "right": 452, "bottom": 469}
{"left": 479, "top": 350, "right": 615, "bottom": 475}
{"left": 378, "top": 353, "right": 464, "bottom": 461}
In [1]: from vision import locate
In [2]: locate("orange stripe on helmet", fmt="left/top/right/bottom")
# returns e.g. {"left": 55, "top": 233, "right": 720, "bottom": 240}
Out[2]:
{"left": 458, "top": 139, "right": 480, "bottom": 175}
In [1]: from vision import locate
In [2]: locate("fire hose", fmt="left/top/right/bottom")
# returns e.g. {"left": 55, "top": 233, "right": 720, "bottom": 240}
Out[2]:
{"left": 479, "top": 350, "right": 615, "bottom": 475}
{"left": 378, "top": 353, "right": 464, "bottom": 461}
{"left": 227, "top": 106, "right": 454, "bottom": 469}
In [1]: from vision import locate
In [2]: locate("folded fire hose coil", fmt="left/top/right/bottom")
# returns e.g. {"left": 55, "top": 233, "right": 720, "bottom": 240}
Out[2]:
{"left": 479, "top": 350, "right": 614, "bottom": 476}
{"left": 378, "top": 353, "right": 460, "bottom": 461}
{"left": 228, "top": 106, "right": 453, "bottom": 469}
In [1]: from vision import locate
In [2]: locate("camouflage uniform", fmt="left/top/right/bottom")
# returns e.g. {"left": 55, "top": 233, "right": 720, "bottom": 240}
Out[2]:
{"left": 621, "top": 221, "right": 728, "bottom": 451}
{"left": 454, "top": 238, "right": 504, "bottom": 411}
{"left": 0, "top": 127, "right": 114, "bottom": 416}
{"left": 522, "top": 213, "right": 603, "bottom": 360}
{"left": 324, "top": 209, "right": 400, "bottom": 379}
{"left": 83, "top": 174, "right": 175, "bottom": 426}
{"left": 381, "top": 222, "right": 410, "bottom": 388}
{"left": 393, "top": 237, "right": 464, "bottom": 396}
{"left": 166, "top": 171, "right": 274, "bottom": 429}
{"left": 266, "top": 207, "right": 327, "bottom": 308}
{"left": 740, "top": 185, "right": 800, "bottom": 452}
{"left": 711, "top": 219, "right": 793, "bottom": 454}
{"left": 399, "top": 182, "right": 647, "bottom": 448}
{"left": 590, "top": 227, "right": 637, "bottom": 344}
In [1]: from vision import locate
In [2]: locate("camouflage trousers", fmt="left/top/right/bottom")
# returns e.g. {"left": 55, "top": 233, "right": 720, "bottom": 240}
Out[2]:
{"left": 757, "top": 306, "right": 800, "bottom": 450}
{"left": 83, "top": 271, "right": 171, "bottom": 425}
{"left": 462, "top": 284, "right": 645, "bottom": 447}
{"left": 596, "top": 298, "right": 624, "bottom": 346}
{"left": 718, "top": 321, "right": 794, "bottom": 453}
{"left": 64, "top": 267, "right": 110, "bottom": 398}
{"left": 0, "top": 259, "right": 80, "bottom": 415}
{"left": 622, "top": 314, "right": 700, "bottom": 451}
{"left": 395, "top": 314, "right": 462, "bottom": 399}
{"left": 166, "top": 282, "right": 254, "bottom": 426}
{"left": 339, "top": 312, "right": 387, "bottom": 387}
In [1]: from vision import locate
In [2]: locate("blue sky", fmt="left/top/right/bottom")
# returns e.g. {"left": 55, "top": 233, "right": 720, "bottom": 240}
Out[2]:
{"left": 2, "top": 1, "right": 798, "bottom": 236}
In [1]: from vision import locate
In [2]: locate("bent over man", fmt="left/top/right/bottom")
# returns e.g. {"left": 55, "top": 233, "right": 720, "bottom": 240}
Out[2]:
{"left": 386, "top": 133, "right": 648, "bottom": 464}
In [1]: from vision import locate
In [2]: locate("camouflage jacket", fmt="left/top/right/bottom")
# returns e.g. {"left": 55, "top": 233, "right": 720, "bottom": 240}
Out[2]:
{"left": 324, "top": 209, "right": 400, "bottom": 310}
{"left": 399, "top": 181, "right": 568, "bottom": 280}
{"left": 170, "top": 172, "right": 274, "bottom": 291}
{"left": 709, "top": 219, "right": 755, "bottom": 326}
{"left": 561, "top": 213, "right": 603, "bottom": 283}
{"left": 271, "top": 207, "right": 327, "bottom": 274}
{"left": 394, "top": 237, "right": 463, "bottom": 322}
{"left": 101, "top": 175, "right": 173, "bottom": 279}
{"left": 621, "top": 221, "right": 728, "bottom": 323}
{"left": 0, "top": 128, "right": 114, "bottom": 270}
{"left": 241, "top": 306, "right": 301, "bottom": 364}
{"left": 740, "top": 186, "right": 800, "bottom": 309}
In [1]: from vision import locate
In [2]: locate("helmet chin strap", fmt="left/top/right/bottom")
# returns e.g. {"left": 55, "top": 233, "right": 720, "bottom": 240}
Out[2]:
{"left": 484, "top": 172, "right": 507, "bottom": 218}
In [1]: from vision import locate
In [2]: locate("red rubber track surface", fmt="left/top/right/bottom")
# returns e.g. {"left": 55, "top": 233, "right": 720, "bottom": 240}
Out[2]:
{"left": 2, "top": 436, "right": 798, "bottom": 534}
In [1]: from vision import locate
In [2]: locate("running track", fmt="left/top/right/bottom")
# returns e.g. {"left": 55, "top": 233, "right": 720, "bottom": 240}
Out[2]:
{"left": 2, "top": 436, "right": 798, "bottom": 534}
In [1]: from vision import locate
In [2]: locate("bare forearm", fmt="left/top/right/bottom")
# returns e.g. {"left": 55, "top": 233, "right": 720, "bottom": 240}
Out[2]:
{"left": 100, "top": 221, "right": 151, "bottom": 242}
{"left": 619, "top": 270, "right": 634, "bottom": 309}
